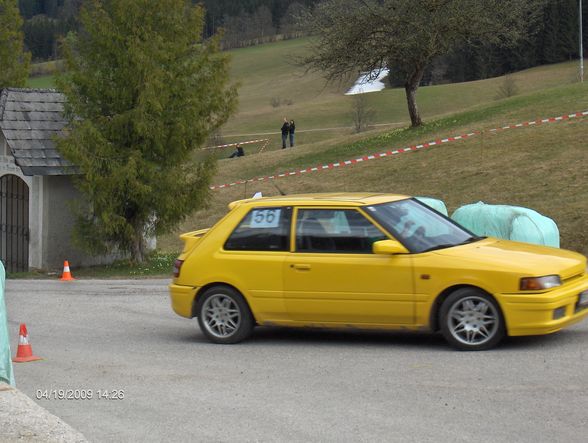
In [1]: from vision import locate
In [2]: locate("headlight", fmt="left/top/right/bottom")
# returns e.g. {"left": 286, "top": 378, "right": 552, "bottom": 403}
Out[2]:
{"left": 520, "top": 275, "right": 561, "bottom": 291}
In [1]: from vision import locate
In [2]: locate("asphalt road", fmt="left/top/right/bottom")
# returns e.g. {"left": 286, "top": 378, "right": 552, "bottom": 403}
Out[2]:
{"left": 4, "top": 279, "right": 588, "bottom": 442}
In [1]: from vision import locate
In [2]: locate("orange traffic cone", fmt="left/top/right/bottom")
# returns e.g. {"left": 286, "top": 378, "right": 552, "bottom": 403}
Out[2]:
{"left": 13, "top": 324, "right": 42, "bottom": 363}
{"left": 59, "top": 260, "right": 75, "bottom": 281}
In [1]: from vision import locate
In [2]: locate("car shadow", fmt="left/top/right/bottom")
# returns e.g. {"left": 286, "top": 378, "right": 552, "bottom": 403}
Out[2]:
{"left": 180, "top": 326, "right": 448, "bottom": 350}
{"left": 175, "top": 323, "right": 587, "bottom": 352}
{"left": 499, "top": 329, "right": 586, "bottom": 351}
{"left": 256, "top": 326, "right": 445, "bottom": 347}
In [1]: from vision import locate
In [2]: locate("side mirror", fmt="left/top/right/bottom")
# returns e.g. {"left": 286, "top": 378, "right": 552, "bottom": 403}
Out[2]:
{"left": 373, "top": 239, "right": 409, "bottom": 255}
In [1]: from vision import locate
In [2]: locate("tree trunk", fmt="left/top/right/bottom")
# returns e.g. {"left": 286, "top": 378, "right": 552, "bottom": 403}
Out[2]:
{"left": 131, "top": 222, "right": 146, "bottom": 264}
{"left": 404, "top": 66, "right": 426, "bottom": 127}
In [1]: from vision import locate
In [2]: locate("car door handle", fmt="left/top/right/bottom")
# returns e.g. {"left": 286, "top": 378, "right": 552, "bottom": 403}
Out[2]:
{"left": 291, "top": 264, "right": 311, "bottom": 270}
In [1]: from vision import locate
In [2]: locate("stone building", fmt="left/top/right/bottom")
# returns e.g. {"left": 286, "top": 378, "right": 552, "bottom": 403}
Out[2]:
{"left": 0, "top": 88, "right": 107, "bottom": 272}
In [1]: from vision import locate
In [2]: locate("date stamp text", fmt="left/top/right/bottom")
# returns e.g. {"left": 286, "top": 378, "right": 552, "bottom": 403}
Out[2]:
{"left": 36, "top": 389, "right": 125, "bottom": 400}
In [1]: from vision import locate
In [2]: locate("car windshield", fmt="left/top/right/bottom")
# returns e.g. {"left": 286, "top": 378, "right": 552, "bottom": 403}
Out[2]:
{"left": 364, "top": 198, "right": 481, "bottom": 253}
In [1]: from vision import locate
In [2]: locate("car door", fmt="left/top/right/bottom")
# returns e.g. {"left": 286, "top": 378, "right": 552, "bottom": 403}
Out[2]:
{"left": 222, "top": 206, "right": 292, "bottom": 322}
{"left": 283, "top": 207, "right": 415, "bottom": 325}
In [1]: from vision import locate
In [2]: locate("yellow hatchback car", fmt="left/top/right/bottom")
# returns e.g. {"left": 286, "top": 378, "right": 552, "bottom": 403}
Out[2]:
{"left": 169, "top": 193, "right": 588, "bottom": 350}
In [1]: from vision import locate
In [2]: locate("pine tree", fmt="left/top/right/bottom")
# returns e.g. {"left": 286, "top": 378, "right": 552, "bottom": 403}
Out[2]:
{"left": 56, "top": 0, "right": 238, "bottom": 262}
{"left": 557, "top": 0, "right": 580, "bottom": 60}
{"left": 0, "top": 0, "right": 31, "bottom": 88}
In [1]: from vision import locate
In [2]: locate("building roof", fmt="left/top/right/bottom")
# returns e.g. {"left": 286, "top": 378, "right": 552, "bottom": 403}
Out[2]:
{"left": 0, "top": 88, "right": 75, "bottom": 176}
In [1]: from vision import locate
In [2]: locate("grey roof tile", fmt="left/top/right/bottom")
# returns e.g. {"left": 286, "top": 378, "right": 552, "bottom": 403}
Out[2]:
{"left": 3, "top": 129, "right": 62, "bottom": 141}
{"left": 0, "top": 120, "right": 65, "bottom": 131}
{"left": 0, "top": 88, "right": 74, "bottom": 176}
{"left": 5, "top": 100, "right": 64, "bottom": 113}
{"left": 2, "top": 110, "right": 66, "bottom": 122}
{"left": 8, "top": 139, "right": 47, "bottom": 151}
{"left": 21, "top": 165, "right": 76, "bottom": 175}
{"left": 8, "top": 91, "right": 66, "bottom": 103}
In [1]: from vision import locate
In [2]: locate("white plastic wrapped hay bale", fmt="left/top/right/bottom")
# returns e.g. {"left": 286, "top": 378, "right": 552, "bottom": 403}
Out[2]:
{"left": 451, "top": 201, "right": 560, "bottom": 248}
{"left": 415, "top": 197, "right": 448, "bottom": 216}
{"left": 0, "top": 263, "right": 14, "bottom": 386}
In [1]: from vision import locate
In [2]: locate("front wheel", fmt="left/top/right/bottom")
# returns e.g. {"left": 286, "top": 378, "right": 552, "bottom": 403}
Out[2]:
{"left": 439, "top": 288, "right": 505, "bottom": 351}
{"left": 197, "top": 286, "right": 254, "bottom": 344}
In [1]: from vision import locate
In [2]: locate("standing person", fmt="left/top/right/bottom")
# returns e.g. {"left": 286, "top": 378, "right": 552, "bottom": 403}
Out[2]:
{"left": 288, "top": 119, "right": 295, "bottom": 147}
{"left": 280, "top": 118, "right": 289, "bottom": 149}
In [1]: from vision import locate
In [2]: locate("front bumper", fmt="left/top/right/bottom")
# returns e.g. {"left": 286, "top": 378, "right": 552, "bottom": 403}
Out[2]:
{"left": 169, "top": 283, "right": 199, "bottom": 318}
{"left": 500, "top": 275, "right": 588, "bottom": 336}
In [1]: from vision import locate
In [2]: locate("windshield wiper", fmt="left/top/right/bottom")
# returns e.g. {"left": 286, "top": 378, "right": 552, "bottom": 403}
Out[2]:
{"left": 461, "top": 236, "right": 484, "bottom": 244}
{"left": 421, "top": 236, "right": 483, "bottom": 253}
{"left": 421, "top": 243, "right": 456, "bottom": 253}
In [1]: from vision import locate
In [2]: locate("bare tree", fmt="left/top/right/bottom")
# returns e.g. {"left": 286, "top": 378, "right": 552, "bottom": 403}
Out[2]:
{"left": 350, "top": 94, "right": 376, "bottom": 133}
{"left": 303, "top": 0, "right": 544, "bottom": 127}
{"left": 495, "top": 74, "right": 519, "bottom": 99}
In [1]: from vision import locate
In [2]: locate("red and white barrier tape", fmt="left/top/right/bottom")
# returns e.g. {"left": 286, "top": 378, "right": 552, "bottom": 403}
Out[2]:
{"left": 202, "top": 138, "right": 269, "bottom": 150}
{"left": 210, "top": 110, "right": 588, "bottom": 190}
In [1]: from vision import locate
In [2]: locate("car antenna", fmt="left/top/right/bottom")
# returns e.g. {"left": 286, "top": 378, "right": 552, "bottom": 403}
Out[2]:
{"left": 271, "top": 181, "right": 287, "bottom": 196}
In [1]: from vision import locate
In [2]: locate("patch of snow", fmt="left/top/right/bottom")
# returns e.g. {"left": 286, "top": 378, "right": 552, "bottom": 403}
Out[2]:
{"left": 345, "top": 68, "right": 390, "bottom": 95}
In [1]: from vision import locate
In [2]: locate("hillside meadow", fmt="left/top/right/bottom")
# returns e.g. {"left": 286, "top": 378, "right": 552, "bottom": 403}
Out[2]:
{"left": 222, "top": 39, "right": 580, "bottom": 142}
{"left": 159, "top": 81, "right": 588, "bottom": 256}
{"left": 29, "top": 37, "right": 580, "bottom": 148}
{"left": 27, "top": 39, "right": 587, "bottom": 258}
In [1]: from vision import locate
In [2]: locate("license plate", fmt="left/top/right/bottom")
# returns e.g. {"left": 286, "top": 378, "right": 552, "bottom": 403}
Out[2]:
{"left": 579, "top": 290, "right": 588, "bottom": 308}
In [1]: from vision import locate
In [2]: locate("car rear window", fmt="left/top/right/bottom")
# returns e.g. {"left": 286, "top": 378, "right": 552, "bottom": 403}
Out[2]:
{"left": 224, "top": 207, "right": 292, "bottom": 251}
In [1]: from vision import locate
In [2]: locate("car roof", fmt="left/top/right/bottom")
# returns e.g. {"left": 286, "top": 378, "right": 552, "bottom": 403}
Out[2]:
{"left": 228, "top": 193, "right": 410, "bottom": 209}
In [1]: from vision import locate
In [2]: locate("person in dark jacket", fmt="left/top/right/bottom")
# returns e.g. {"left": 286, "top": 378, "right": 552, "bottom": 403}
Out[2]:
{"left": 281, "top": 118, "right": 289, "bottom": 149}
{"left": 229, "top": 144, "right": 245, "bottom": 158}
{"left": 288, "top": 120, "right": 295, "bottom": 147}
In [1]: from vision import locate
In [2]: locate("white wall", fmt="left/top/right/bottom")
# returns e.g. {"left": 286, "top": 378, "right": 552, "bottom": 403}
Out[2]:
{"left": 1, "top": 135, "right": 151, "bottom": 271}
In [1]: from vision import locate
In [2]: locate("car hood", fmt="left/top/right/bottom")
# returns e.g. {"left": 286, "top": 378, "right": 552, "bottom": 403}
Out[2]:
{"left": 433, "top": 238, "right": 586, "bottom": 279}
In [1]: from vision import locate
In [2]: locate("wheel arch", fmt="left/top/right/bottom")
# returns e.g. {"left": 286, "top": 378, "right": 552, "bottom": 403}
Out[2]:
{"left": 429, "top": 284, "right": 500, "bottom": 332}
{"left": 192, "top": 282, "right": 254, "bottom": 319}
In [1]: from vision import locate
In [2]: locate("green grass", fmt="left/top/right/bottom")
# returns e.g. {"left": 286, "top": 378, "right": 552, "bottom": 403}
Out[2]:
{"left": 27, "top": 75, "right": 56, "bottom": 89}
{"left": 33, "top": 38, "right": 579, "bottom": 145}
{"left": 8, "top": 252, "right": 176, "bottom": 279}
{"left": 212, "top": 82, "right": 587, "bottom": 185}
{"left": 159, "top": 81, "right": 588, "bottom": 256}
{"left": 220, "top": 38, "right": 580, "bottom": 145}
{"left": 25, "top": 38, "right": 588, "bottom": 270}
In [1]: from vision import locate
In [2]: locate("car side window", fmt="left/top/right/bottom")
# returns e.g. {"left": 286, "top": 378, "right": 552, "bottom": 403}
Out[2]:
{"left": 296, "top": 209, "right": 387, "bottom": 253}
{"left": 225, "top": 207, "right": 292, "bottom": 251}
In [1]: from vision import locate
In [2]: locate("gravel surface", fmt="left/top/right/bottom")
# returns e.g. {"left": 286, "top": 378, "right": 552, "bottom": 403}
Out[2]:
{"left": 0, "top": 382, "right": 87, "bottom": 442}
{"left": 4, "top": 279, "right": 588, "bottom": 442}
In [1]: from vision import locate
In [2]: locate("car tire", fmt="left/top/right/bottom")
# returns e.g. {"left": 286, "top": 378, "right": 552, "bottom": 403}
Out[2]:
{"left": 197, "top": 286, "right": 254, "bottom": 344}
{"left": 439, "top": 288, "right": 505, "bottom": 351}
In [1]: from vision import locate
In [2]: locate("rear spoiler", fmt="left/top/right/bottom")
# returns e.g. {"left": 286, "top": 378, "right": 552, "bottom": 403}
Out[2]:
{"left": 179, "top": 228, "right": 210, "bottom": 254}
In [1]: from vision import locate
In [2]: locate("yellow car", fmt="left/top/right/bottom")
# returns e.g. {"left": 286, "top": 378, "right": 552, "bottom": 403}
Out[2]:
{"left": 169, "top": 193, "right": 588, "bottom": 350}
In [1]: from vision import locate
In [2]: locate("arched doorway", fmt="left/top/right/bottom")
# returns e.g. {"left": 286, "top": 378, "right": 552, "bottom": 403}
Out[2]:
{"left": 0, "top": 174, "right": 29, "bottom": 272}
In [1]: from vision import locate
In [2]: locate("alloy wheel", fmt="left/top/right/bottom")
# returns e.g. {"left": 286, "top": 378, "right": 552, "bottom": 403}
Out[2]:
{"left": 446, "top": 295, "right": 499, "bottom": 346}
{"left": 202, "top": 294, "right": 241, "bottom": 339}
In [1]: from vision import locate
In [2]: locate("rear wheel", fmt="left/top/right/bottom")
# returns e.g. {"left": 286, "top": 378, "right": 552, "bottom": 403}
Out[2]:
{"left": 440, "top": 288, "right": 505, "bottom": 351}
{"left": 197, "top": 286, "right": 254, "bottom": 344}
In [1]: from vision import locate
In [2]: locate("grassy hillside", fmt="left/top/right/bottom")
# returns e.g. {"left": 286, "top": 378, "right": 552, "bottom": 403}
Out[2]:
{"left": 25, "top": 39, "right": 587, "bottom": 258}
{"left": 159, "top": 81, "right": 588, "bottom": 256}
{"left": 27, "top": 75, "right": 56, "bottom": 88}
{"left": 220, "top": 38, "right": 581, "bottom": 150}
{"left": 29, "top": 38, "right": 580, "bottom": 147}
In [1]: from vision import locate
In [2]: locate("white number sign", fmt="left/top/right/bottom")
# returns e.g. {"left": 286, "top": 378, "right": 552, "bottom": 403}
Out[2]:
{"left": 250, "top": 209, "right": 281, "bottom": 228}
